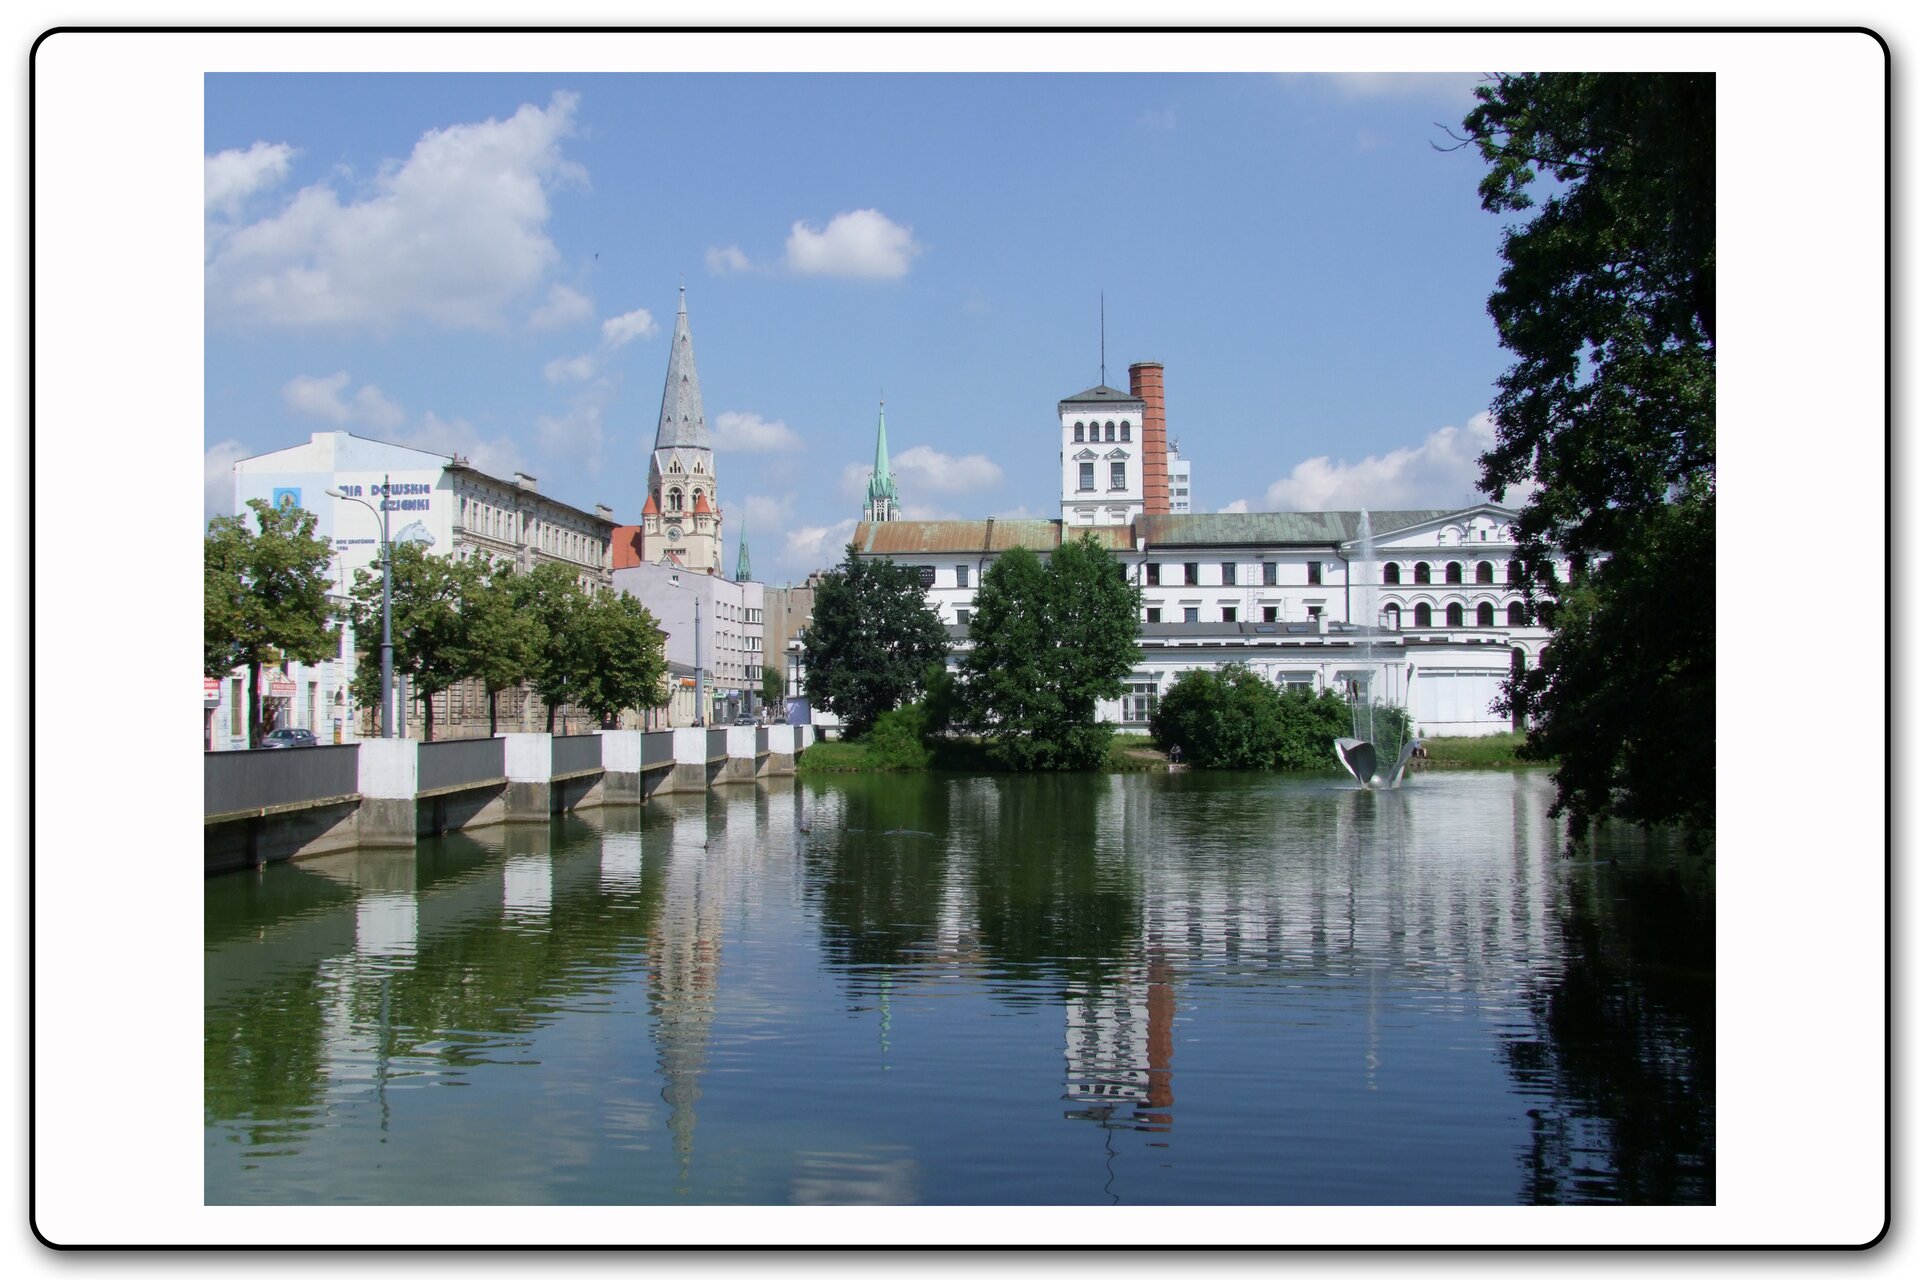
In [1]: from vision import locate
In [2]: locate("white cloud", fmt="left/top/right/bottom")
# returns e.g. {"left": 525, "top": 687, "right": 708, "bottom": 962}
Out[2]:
{"left": 1309, "top": 72, "right": 1485, "bottom": 107}
{"left": 206, "top": 92, "right": 584, "bottom": 333}
{"left": 713, "top": 411, "right": 802, "bottom": 453}
{"left": 899, "top": 503, "right": 962, "bottom": 521}
{"left": 785, "top": 209, "right": 922, "bottom": 279}
{"left": 785, "top": 519, "right": 858, "bottom": 568}
{"left": 535, "top": 399, "right": 605, "bottom": 465}
{"left": 892, "top": 444, "right": 1002, "bottom": 493}
{"left": 204, "top": 439, "right": 249, "bottom": 521}
{"left": 205, "top": 141, "right": 297, "bottom": 218}
{"left": 543, "top": 354, "right": 598, "bottom": 383}
{"left": 706, "top": 245, "right": 751, "bottom": 275}
{"left": 528, "top": 283, "right": 593, "bottom": 331}
{"left": 1216, "top": 498, "right": 1250, "bottom": 514}
{"left": 601, "top": 308, "right": 657, "bottom": 348}
{"left": 280, "top": 372, "right": 404, "bottom": 430}
{"left": 400, "top": 411, "right": 528, "bottom": 483}
{"left": 1263, "top": 411, "right": 1523, "bottom": 511}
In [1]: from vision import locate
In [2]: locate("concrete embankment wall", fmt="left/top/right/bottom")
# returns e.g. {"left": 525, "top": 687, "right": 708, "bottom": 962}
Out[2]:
{"left": 205, "top": 725, "right": 815, "bottom": 874}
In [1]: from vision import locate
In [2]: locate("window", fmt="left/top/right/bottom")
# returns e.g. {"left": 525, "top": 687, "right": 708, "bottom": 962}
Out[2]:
{"left": 1307, "top": 605, "right": 1323, "bottom": 621}
{"left": 1384, "top": 603, "right": 1401, "bottom": 630}
{"left": 1383, "top": 562, "right": 1401, "bottom": 585}
{"left": 1262, "top": 562, "right": 1277, "bottom": 586}
{"left": 1509, "top": 560, "right": 1524, "bottom": 584}
{"left": 1414, "top": 603, "right": 1432, "bottom": 628}
{"left": 1146, "top": 607, "right": 1161, "bottom": 623}
{"left": 1222, "top": 562, "right": 1236, "bottom": 585}
{"left": 1074, "top": 424, "right": 1085, "bottom": 442}
{"left": 1126, "top": 680, "right": 1158, "bottom": 723}
{"left": 1120, "top": 422, "right": 1131, "bottom": 441}
{"left": 1105, "top": 422, "right": 1116, "bottom": 442}
{"left": 669, "top": 488, "right": 684, "bottom": 512}
{"left": 1446, "top": 562, "right": 1464, "bottom": 585}
{"left": 1262, "top": 606, "right": 1278, "bottom": 622}
{"left": 1222, "top": 606, "right": 1237, "bottom": 623}
{"left": 1184, "top": 562, "right": 1199, "bottom": 586}
{"left": 1508, "top": 602, "right": 1526, "bottom": 626}
{"left": 957, "top": 609, "right": 971, "bottom": 625}
{"left": 1447, "top": 603, "right": 1465, "bottom": 627}
{"left": 1307, "top": 561, "right": 1322, "bottom": 585}
{"left": 1078, "top": 462, "right": 1095, "bottom": 491}
{"left": 1477, "top": 602, "right": 1495, "bottom": 626}
{"left": 1183, "top": 607, "right": 1199, "bottom": 623}
{"left": 1146, "top": 563, "right": 1161, "bottom": 586}
{"left": 1538, "top": 562, "right": 1558, "bottom": 584}
{"left": 1110, "top": 461, "right": 1126, "bottom": 489}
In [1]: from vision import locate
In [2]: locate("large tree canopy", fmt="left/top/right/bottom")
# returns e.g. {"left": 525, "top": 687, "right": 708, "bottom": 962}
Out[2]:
{"left": 1461, "top": 72, "right": 1715, "bottom": 840}
{"left": 348, "top": 541, "right": 468, "bottom": 741}
{"left": 961, "top": 536, "right": 1142, "bottom": 770}
{"left": 802, "top": 547, "right": 950, "bottom": 739}
{"left": 205, "top": 498, "right": 338, "bottom": 748}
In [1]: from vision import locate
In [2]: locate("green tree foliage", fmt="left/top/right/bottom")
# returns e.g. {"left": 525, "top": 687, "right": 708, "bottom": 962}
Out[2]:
{"left": 347, "top": 542, "right": 466, "bottom": 741}
{"left": 456, "top": 558, "right": 542, "bottom": 736}
{"left": 1150, "top": 665, "right": 1354, "bottom": 771}
{"left": 761, "top": 663, "right": 783, "bottom": 713}
{"left": 569, "top": 589, "right": 669, "bottom": 727}
{"left": 961, "top": 536, "right": 1142, "bottom": 770}
{"left": 864, "top": 702, "right": 933, "bottom": 771}
{"left": 513, "top": 561, "right": 591, "bottom": 734}
{"left": 1460, "top": 73, "right": 1715, "bottom": 839}
{"left": 801, "top": 546, "right": 949, "bottom": 739}
{"left": 204, "top": 498, "right": 338, "bottom": 748}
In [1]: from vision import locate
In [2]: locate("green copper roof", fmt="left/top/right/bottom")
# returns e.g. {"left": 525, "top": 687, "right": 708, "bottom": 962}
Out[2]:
{"left": 867, "top": 401, "right": 898, "bottom": 503}
{"left": 734, "top": 514, "right": 751, "bottom": 582}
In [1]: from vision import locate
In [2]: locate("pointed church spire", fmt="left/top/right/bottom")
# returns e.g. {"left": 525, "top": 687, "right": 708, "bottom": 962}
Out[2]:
{"left": 654, "top": 286, "right": 708, "bottom": 450}
{"left": 735, "top": 513, "right": 752, "bottom": 582}
{"left": 863, "top": 399, "right": 899, "bottom": 522}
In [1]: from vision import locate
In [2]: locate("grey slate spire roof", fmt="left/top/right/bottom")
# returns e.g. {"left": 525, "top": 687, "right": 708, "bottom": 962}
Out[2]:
{"left": 653, "top": 286, "right": 709, "bottom": 451}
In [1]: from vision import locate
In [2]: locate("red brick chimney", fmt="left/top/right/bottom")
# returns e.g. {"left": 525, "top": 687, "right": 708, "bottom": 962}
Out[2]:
{"left": 1131, "top": 361, "right": 1168, "bottom": 515}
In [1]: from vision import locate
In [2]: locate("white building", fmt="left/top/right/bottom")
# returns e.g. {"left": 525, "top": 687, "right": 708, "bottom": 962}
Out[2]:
{"left": 208, "top": 432, "right": 616, "bottom": 749}
{"left": 1167, "top": 440, "right": 1192, "bottom": 514}
{"left": 611, "top": 560, "right": 766, "bottom": 725}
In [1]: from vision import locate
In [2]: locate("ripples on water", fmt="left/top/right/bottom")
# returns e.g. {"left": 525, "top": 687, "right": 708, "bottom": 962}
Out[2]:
{"left": 204, "top": 769, "right": 1713, "bottom": 1206}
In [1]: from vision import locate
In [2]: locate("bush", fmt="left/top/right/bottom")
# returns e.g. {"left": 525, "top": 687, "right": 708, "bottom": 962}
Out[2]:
{"left": 864, "top": 702, "right": 933, "bottom": 771}
{"left": 1152, "top": 666, "right": 1365, "bottom": 771}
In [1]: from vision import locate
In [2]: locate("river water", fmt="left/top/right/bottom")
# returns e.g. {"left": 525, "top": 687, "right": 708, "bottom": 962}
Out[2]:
{"left": 204, "top": 769, "right": 1713, "bottom": 1206}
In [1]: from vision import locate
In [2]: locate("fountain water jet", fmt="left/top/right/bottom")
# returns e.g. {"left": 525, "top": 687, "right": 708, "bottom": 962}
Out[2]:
{"left": 1334, "top": 510, "right": 1418, "bottom": 789}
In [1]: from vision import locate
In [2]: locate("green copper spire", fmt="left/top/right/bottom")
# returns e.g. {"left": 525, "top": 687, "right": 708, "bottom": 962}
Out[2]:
{"left": 734, "top": 513, "right": 751, "bottom": 582}
{"left": 863, "top": 400, "right": 899, "bottom": 522}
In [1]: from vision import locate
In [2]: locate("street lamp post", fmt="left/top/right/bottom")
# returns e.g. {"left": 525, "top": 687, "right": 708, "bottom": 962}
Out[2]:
{"left": 327, "top": 475, "right": 395, "bottom": 739}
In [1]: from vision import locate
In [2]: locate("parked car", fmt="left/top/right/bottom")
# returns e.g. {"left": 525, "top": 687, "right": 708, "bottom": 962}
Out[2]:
{"left": 259, "top": 728, "right": 318, "bottom": 749}
{"left": 733, "top": 716, "right": 756, "bottom": 726}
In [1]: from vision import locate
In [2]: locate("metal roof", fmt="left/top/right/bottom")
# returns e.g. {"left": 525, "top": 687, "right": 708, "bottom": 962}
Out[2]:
{"left": 653, "top": 288, "right": 710, "bottom": 452}
{"left": 855, "top": 519, "right": 1135, "bottom": 556}
{"left": 1135, "top": 510, "right": 1457, "bottom": 548}
{"left": 1058, "top": 384, "right": 1145, "bottom": 408}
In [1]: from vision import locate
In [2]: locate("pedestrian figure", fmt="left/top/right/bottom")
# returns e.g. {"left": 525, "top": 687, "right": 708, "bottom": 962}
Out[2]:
{"left": 1169, "top": 743, "right": 1183, "bottom": 766}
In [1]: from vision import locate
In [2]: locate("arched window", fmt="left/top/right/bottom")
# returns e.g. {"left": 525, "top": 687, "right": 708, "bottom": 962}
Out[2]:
{"left": 1383, "top": 603, "right": 1401, "bottom": 630}
{"left": 1447, "top": 602, "right": 1465, "bottom": 627}
{"left": 1476, "top": 561, "right": 1494, "bottom": 584}
{"left": 1120, "top": 422, "right": 1131, "bottom": 441}
{"left": 1446, "top": 562, "right": 1464, "bottom": 585}
{"left": 1074, "top": 424, "right": 1084, "bottom": 442}
{"left": 1477, "top": 602, "right": 1495, "bottom": 627}
{"left": 1414, "top": 603, "right": 1432, "bottom": 628}
{"left": 1383, "top": 562, "right": 1401, "bottom": 585}
{"left": 668, "top": 488, "right": 683, "bottom": 512}
{"left": 1414, "top": 562, "right": 1431, "bottom": 585}
{"left": 1508, "top": 559, "right": 1524, "bottom": 584}
{"left": 1105, "top": 422, "right": 1116, "bottom": 442}
{"left": 1508, "top": 602, "right": 1526, "bottom": 626}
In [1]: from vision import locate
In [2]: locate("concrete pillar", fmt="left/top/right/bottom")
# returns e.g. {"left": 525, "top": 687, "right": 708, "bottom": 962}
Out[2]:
{"left": 357, "top": 738, "right": 419, "bottom": 848}
{"left": 719, "top": 725, "right": 758, "bottom": 785}
{"left": 597, "top": 729, "right": 648, "bottom": 805}
{"left": 502, "top": 732, "right": 553, "bottom": 822}
{"left": 664, "top": 726, "right": 708, "bottom": 794}
{"left": 763, "top": 724, "right": 797, "bottom": 775}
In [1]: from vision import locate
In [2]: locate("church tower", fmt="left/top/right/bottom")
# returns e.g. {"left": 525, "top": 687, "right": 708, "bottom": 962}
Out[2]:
{"left": 642, "top": 287, "right": 722, "bottom": 573}
{"left": 862, "top": 400, "right": 900, "bottom": 523}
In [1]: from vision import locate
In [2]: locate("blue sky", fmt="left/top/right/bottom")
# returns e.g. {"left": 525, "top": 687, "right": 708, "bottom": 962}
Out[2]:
{"left": 205, "top": 71, "right": 1516, "bottom": 581}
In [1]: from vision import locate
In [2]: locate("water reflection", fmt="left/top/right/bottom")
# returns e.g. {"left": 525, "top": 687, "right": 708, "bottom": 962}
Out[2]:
{"left": 207, "top": 770, "right": 1712, "bottom": 1206}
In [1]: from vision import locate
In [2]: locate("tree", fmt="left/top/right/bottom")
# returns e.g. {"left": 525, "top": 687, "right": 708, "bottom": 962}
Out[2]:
{"left": 570, "top": 589, "right": 669, "bottom": 728}
{"left": 457, "top": 558, "right": 542, "bottom": 736}
{"left": 961, "top": 535, "right": 1142, "bottom": 770}
{"left": 1459, "top": 73, "right": 1715, "bottom": 840}
{"left": 347, "top": 541, "right": 466, "bottom": 742}
{"left": 801, "top": 546, "right": 949, "bottom": 739}
{"left": 761, "top": 663, "right": 783, "bottom": 713}
{"left": 204, "top": 498, "right": 338, "bottom": 749}
{"left": 514, "top": 561, "right": 590, "bottom": 734}
{"left": 1150, "top": 665, "right": 1354, "bottom": 771}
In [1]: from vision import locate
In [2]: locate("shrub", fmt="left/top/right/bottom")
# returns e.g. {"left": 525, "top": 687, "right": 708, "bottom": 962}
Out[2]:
{"left": 864, "top": 702, "right": 933, "bottom": 771}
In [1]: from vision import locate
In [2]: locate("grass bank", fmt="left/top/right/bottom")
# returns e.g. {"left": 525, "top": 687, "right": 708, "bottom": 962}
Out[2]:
{"left": 1417, "top": 732, "right": 1552, "bottom": 769}
{"left": 797, "top": 734, "right": 1168, "bottom": 774}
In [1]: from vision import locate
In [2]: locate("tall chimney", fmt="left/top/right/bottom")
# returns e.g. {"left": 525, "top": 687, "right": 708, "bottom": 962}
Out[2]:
{"left": 1131, "top": 361, "right": 1169, "bottom": 515}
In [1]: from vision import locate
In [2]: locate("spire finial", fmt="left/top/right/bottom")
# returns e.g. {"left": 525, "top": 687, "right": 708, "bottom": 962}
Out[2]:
{"left": 1100, "top": 291, "right": 1106, "bottom": 387}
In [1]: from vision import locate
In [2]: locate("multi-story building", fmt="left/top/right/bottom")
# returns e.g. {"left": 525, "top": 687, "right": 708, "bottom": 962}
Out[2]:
{"left": 210, "top": 431, "right": 617, "bottom": 748}
{"left": 1167, "top": 440, "right": 1192, "bottom": 514}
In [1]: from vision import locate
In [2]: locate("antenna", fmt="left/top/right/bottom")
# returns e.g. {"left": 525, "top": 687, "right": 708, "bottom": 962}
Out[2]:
{"left": 1099, "top": 291, "right": 1106, "bottom": 387}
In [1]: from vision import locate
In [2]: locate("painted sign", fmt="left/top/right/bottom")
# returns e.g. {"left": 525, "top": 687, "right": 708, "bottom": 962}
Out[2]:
{"left": 271, "top": 487, "right": 302, "bottom": 511}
